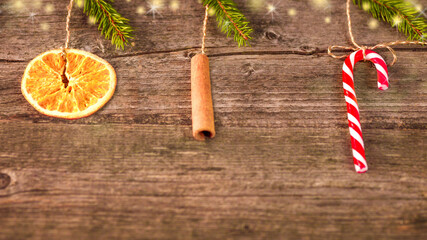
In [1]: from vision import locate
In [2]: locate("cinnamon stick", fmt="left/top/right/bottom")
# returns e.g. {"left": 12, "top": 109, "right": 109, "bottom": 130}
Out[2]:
{"left": 191, "top": 54, "right": 215, "bottom": 141}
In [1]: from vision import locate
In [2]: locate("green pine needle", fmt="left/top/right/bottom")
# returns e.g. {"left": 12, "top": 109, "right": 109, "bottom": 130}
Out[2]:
{"left": 84, "top": 0, "right": 134, "bottom": 49}
{"left": 203, "top": 0, "right": 253, "bottom": 47}
{"left": 353, "top": 0, "right": 427, "bottom": 41}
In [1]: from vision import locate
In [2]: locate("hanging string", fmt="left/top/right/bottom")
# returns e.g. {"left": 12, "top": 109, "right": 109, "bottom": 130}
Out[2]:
{"left": 62, "top": 0, "right": 74, "bottom": 57}
{"left": 201, "top": 5, "right": 209, "bottom": 54}
{"left": 346, "top": 0, "right": 362, "bottom": 50}
{"left": 328, "top": 0, "right": 425, "bottom": 66}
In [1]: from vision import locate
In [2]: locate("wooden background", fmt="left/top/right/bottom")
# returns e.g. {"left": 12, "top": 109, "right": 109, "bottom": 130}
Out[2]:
{"left": 0, "top": 0, "right": 426, "bottom": 239}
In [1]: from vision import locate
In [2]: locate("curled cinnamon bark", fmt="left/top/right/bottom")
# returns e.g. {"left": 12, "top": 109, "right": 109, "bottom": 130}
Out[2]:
{"left": 191, "top": 54, "right": 215, "bottom": 141}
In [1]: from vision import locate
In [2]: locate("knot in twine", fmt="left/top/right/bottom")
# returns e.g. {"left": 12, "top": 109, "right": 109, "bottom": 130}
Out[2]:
{"left": 328, "top": 0, "right": 425, "bottom": 66}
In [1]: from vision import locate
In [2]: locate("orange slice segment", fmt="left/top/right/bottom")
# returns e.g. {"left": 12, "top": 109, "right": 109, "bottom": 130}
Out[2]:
{"left": 21, "top": 49, "right": 116, "bottom": 119}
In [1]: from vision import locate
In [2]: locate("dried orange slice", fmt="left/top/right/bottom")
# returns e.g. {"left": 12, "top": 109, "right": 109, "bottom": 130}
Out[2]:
{"left": 21, "top": 49, "right": 116, "bottom": 119}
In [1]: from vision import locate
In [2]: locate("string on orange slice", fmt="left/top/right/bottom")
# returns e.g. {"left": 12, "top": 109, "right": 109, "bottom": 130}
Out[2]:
{"left": 21, "top": 0, "right": 116, "bottom": 119}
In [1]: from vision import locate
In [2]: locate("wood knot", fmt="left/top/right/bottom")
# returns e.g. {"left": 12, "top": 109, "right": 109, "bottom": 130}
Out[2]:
{"left": 186, "top": 51, "right": 198, "bottom": 59}
{"left": 299, "top": 45, "right": 319, "bottom": 54}
{"left": 241, "top": 63, "right": 255, "bottom": 77}
{"left": 265, "top": 30, "right": 280, "bottom": 40}
{"left": 0, "top": 173, "right": 11, "bottom": 189}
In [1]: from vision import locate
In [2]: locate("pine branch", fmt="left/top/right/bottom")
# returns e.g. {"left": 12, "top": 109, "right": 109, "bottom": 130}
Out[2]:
{"left": 353, "top": 0, "right": 427, "bottom": 41}
{"left": 84, "top": 0, "right": 134, "bottom": 49}
{"left": 203, "top": 0, "right": 253, "bottom": 46}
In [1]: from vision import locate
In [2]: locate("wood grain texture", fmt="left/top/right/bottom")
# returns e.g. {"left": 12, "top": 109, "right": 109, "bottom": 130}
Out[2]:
{"left": 0, "top": 0, "right": 426, "bottom": 239}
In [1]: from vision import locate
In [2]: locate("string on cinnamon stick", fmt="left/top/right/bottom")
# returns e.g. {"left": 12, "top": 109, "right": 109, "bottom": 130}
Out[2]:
{"left": 191, "top": 5, "right": 215, "bottom": 141}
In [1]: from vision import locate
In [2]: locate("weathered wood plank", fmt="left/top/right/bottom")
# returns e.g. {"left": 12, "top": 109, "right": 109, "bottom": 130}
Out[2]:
{"left": 0, "top": 0, "right": 425, "bottom": 60}
{"left": 0, "top": 52, "right": 426, "bottom": 129}
{"left": 0, "top": 123, "right": 426, "bottom": 239}
{"left": 0, "top": 0, "right": 426, "bottom": 239}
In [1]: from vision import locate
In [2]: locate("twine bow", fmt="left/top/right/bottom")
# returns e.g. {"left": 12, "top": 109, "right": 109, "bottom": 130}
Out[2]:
{"left": 328, "top": 0, "right": 425, "bottom": 66}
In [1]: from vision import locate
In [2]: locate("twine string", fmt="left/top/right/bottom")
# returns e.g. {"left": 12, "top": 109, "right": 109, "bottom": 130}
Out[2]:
{"left": 328, "top": 0, "right": 425, "bottom": 65}
{"left": 62, "top": 0, "right": 74, "bottom": 57}
{"left": 346, "top": 0, "right": 362, "bottom": 51}
{"left": 201, "top": 5, "right": 209, "bottom": 54}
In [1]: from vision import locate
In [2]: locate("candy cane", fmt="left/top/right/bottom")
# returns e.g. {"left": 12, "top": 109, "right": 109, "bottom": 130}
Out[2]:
{"left": 342, "top": 49, "right": 389, "bottom": 173}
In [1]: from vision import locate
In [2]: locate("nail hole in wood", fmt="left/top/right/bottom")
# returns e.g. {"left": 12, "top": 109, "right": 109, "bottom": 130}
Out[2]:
{"left": 243, "top": 224, "right": 250, "bottom": 230}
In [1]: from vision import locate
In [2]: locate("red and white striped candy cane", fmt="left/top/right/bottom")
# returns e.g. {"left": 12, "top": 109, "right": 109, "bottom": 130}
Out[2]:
{"left": 342, "top": 49, "right": 389, "bottom": 173}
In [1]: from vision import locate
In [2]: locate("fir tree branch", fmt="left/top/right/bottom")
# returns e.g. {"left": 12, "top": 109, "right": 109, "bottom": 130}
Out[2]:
{"left": 203, "top": 0, "right": 253, "bottom": 46}
{"left": 353, "top": 0, "right": 427, "bottom": 41}
{"left": 84, "top": 0, "right": 134, "bottom": 49}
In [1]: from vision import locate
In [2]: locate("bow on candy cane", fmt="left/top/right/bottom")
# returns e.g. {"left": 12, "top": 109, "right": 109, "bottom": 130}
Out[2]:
{"left": 342, "top": 49, "right": 389, "bottom": 173}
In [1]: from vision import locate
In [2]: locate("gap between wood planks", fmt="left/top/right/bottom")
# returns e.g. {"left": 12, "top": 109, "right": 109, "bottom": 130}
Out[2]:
{"left": 1, "top": 188, "right": 424, "bottom": 200}
{"left": 0, "top": 46, "right": 425, "bottom": 62}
